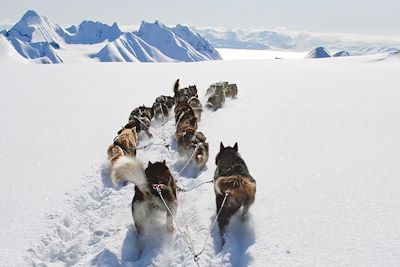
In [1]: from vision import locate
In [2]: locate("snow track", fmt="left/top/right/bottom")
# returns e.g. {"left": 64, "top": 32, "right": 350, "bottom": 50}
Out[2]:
{"left": 26, "top": 108, "right": 249, "bottom": 267}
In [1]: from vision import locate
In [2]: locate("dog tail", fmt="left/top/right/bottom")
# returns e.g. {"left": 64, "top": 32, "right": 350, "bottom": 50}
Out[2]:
{"left": 111, "top": 156, "right": 147, "bottom": 189}
{"left": 214, "top": 176, "right": 256, "bottom": 196}
{"left": 173, "top": 79, "right": 180, "bottom": 94}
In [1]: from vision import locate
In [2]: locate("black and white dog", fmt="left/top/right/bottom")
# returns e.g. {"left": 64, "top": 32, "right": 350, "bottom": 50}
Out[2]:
{"left": 112, "top": 157, "right": 178, "bottom": 234}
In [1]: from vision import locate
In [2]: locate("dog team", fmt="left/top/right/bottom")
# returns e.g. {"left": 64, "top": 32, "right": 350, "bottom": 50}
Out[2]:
{"left": 107, "top": 79, "right": 255, "bottom": 246}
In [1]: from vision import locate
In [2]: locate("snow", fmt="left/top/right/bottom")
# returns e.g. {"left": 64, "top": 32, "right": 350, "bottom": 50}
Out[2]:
{"left": 136, "top": 21, "right": 211, "bottom": 62}
{"left": 217, "top": 48, "right": 307, "bottom": 60}
{"left": 170, "top": 25, "right": 221, "bottom": 60}
{"left": 332, "top": 51, "right": 351, "bottom": 57}
{"left": 8, "top": 37, "right": 63, "bottom": 63}
{"left": 94, "top": 33, "right": 175, "bottom": 62}
{"left": 1, "top": 50, "right": 400, "bottom": 266}
{"left": 7, "top": 10, "right": 64, "bottom": 45}
{"left": 61, "top": 21, "right": 123, "bottom": 45}
{"left": 195, "top": 27, "right": 400, "bottom": 55}
{"left": 0, "top": 35, "right": 26, "bottom": 63}
{"left": 3, "top": 11, "right": 222, "bottom": 64}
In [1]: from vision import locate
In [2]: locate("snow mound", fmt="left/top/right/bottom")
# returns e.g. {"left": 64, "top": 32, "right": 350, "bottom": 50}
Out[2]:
{"left": 136, "top": 21, "right": 210, "bottom": 62}
{"left": 94, "top": 32, "right": 175, "bottom": 62}
{"left": 170, "top": 24, "right": 221, "bottom": 60}
{"left": 6, "top": 10, "right": 64, "bottom": 46}
{"left": 8, "top": 37, "right": 62, "bottom": 64}
{"left": 376, "top": 50, "right": 400, "bottom": 62}
{"left": 305, "top": 47, "right": 331, "bottom": 58}
{"left": 0, "top": 35, "right": 26, "bottom": 63}
{"left": 61, "top": 21, "right": 123, "bottom": 44}
{"left": 332, "top": 51, "right": 351, "bottom": 57}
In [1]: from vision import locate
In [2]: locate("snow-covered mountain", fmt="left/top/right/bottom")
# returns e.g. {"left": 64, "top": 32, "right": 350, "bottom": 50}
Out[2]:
{"left": 170, "top": 24, "right": 221, "bottom": 60}
{"left": 136, "top": 21, "right": 214, "bottom": 62}
{"left": 6, "top": 10, "right": 64, "bottom": 46}
{"left": 8, "top": 37, "right": 62, "bottom": 63}
{"left": 2, "top": 10, "right": 222, "bottom": 64}
{"left": 332, "top": 51, "right": 351, "bottom": 57}
{"left": 0, "top": 35, "right": 26, "bottom": 63}
{"left": 94, "top": 32, "right": 174, "bottom": 62}
{"left": 305, "top": 47, "right": 331, "bottom": 58}
{"left": 61, "top": 21, "right": 123, "bottom": 44}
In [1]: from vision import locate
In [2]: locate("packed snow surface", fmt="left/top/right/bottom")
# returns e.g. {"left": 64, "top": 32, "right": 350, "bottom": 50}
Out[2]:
{"left": 1, "top": 55, "right": 400, "bottom": 266}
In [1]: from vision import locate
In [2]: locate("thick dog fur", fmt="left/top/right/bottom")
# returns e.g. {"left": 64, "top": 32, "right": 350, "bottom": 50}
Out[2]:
{"left": 153, "top": 95, "right": 174, "bottom": 120}
{"left": 187, "top": 96, "right": 203, "bottom": 121}
{"left": 205, "top": 82, "right": 228, "bottom": 96}
{"left": 173, "top": 79, "right": 198, "bottom": 106}
{"left": 121, "top": 117, "right": 152, "bottom": 138}
{"left": 173, "top": 79, "right": 209, "bottom": 170}
{"left": 225, "top": 84, "right": 238, "bottom": 99}
{"left": 206, "top": 86, "right": 225, "bottom": 111}
{"left": 112, "top": 157, "right": 178, "bottom": 234}
{"left": 107, "top": 128, "right": 138, "bottom": 164}
{"left": 214, "top": 142, "right": 256, "bottom": 238}
{"left": 178, "top": 128, "right": 209, "bottom": 170}
{"left": 129, "top": 105, "right": 154, "bottom": 121}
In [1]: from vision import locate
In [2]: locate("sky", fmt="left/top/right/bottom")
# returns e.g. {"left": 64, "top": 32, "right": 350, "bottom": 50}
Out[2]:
{"left": 0, "top": 0, "right": 399, "bottom": 35}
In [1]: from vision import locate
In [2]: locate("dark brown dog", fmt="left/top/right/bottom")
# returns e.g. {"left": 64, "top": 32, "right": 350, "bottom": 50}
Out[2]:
{"left": 214, "top": 142, "right": 256, "bottom": 239}
{"left": 173, "top": 79, "right": 198, "bottom": 106}
{"left": 112, "top": 158, "right": 178, "bottom": 234}
{"left": 129, "top": 105, "right": 154, "bottom": 122}
{"left": 153, "top": 95, "right": 174, "bottom": 120}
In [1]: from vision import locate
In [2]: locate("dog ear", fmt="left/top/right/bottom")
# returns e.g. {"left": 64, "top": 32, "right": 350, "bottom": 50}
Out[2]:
{"left": 163, "top": 160, "right": 166, "bottom": 165}
{"left": 131, "top": 128, "right": 137, "bottom": 134}
{"left": 148, "top": 161, "right": 152, "bottom": 166}
{"left": 233, "top": 142, "right": 238, "bottom": 152}
{"left": 220, "top": 142, "right": 224, "bottom": 150}
{"left": 117, "top": 128, "right": 123, "bottom": 135}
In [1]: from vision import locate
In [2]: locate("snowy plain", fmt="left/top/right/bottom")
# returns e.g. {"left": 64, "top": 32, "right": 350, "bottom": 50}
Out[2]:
{"left": 1, "top": 52, "right": 400, "bottom": 266}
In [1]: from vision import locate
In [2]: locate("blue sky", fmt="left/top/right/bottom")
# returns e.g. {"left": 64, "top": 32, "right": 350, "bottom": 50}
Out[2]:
{"left": 0, "top": 0, "right": 399, "bottom": 35}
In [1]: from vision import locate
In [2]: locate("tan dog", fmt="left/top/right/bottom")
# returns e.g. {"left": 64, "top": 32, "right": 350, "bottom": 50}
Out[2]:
{"left": 107, "top": 128, "right": 138, "bottom": 164}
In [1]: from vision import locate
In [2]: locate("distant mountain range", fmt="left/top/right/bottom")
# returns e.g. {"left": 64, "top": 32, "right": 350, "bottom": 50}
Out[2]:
{"left": 194, "top": 28, "right": 400, "bottom": 56}
{"left": 1, "top": 10, "right": 399, "bottom": 64}
{"left": 0, "top": 10, "right": 221, "bottom": 64}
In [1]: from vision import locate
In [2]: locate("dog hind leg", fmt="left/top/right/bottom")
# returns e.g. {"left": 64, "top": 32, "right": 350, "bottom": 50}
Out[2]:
{"left": 132, "top": 201, "right": 147, "bottom": 235}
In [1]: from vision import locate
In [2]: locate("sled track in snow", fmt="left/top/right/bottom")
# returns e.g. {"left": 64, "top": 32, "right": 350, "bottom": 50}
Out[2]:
{"left": 25, "top": 108, "right": 254, "bottom": 267}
